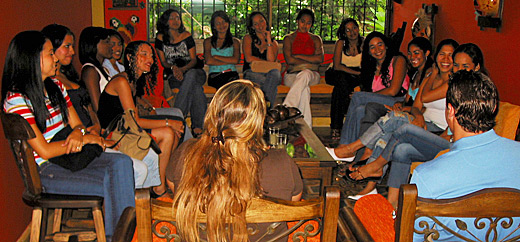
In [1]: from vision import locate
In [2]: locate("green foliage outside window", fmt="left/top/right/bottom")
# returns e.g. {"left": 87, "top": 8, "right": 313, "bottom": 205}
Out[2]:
{"left": 148, "top": 0, "right": 387, "bottom": 42}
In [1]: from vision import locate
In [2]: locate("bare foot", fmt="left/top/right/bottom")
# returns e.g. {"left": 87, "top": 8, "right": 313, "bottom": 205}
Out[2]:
{"left": 359, "top": 148, "right": 373, "bottom": 161}
{"left": 357, "top": 181, "right": 377, "bottom": 195}
{"left": 335, "top": 144, "right": 357, "bottom": 158}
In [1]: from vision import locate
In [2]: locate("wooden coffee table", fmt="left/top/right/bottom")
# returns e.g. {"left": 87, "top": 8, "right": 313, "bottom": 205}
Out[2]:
{"left": 290, "top": 118, "right": 337, "bottom": 195}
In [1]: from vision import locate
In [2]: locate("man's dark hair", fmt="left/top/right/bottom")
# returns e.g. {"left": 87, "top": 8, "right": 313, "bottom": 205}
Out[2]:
{"left": 447, "top": 70, "right": 499, "bottom": 133}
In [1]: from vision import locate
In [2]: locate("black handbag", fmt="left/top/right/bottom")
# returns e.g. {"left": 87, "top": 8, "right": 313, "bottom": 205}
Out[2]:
{"left": 48, "top": 126, "right": 103, "bottom": 172}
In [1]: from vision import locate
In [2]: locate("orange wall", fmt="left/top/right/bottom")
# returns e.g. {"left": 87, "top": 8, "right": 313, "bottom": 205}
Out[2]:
{"left": 392, "top": 0, "right": 520, "bottom": 105}
{"left": 0, "top": 1, "right": 93, "bottom": 240}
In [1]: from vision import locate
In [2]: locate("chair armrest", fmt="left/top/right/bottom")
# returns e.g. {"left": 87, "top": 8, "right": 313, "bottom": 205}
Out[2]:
{"left": 340, "top": 200, "right": 375, "bottom": 242}
{"left": 135, "top": 188, "right": 153, "bottom": 242}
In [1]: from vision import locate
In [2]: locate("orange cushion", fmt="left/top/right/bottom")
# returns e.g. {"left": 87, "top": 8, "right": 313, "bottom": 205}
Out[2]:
{"left": 353, "top": 194, "right": 395, "bottom": 242}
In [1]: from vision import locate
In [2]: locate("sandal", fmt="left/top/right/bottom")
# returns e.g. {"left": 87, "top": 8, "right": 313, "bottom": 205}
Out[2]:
{"left": 150, "top": 188, "right": 168, "bottom": 199}
{"left": 345, "top": 166, "right": 381, "bottom": 183}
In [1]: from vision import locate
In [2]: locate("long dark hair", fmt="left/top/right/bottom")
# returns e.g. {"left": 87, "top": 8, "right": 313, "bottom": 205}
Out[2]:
{"left": 78, "top": 26, "right": 110, "bottom": 80}
{"left": 360, "top": 31, "right": 399, "bottom": 91}
{"left": 337, "top": 18, "right": 363, "bottom": 56}
{"left": 407, "top": 37, "right": 434, "bottom": 87}
{"left": 2, "top": 31, "right": 69, "bottom": 132}
{"left": 296, "top": 9, "right": 315, "bottom": 25}
{"left": 124, "top": 41, "right": 159, "bottom": 97}
{"left": 246, "top": 12, "right": 272, "bottom": 45}
{"left": 210, "top": 11, "right": 234, "bottom": 49}
{"left": 453, "top": 43, "right": 488, "bottom": 75}
{"left": 157, "top": 9, "right": 186, "bottom": 44}
{"left": 41, "top": 24, "right": 80, "bottom": 84}
{"left": 433, "top": 39, "right": 459, "bottom": 70}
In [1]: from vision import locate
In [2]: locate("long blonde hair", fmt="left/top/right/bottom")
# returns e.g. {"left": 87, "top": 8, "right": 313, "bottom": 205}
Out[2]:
{"left": 173, "top": 80, "right": 268, "bottom": 242}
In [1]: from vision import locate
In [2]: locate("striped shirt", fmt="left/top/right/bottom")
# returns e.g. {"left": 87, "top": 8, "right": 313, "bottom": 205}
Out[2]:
{"left": 3, "top": 78, "right": 72, "bottom": 165}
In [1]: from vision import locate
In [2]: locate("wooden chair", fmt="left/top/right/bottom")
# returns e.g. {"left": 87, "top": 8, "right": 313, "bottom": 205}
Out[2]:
{"left": 1, "top": 112, "right": 106, "bottom": 242}
{"left": 135, "top": 186, "right": 341, "bottom": 242}
{"left": 395, "top": 184, "right": 520, "bottom": 242}
{"left": 113, "top": 207, "right": 136, "bottom": 242}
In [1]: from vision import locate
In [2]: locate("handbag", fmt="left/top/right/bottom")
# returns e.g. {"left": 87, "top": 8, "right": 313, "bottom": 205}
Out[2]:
{"left": 104, "top": 109, "right": 161, "bottom": 160}
{"left": 250, "top": 60, "right": 282, "bottom": 73}
{"left": 287, "top": 63, "right": 319, "bottom": 74}
{"left": 48, "top": 126, "right": 103, "bottom": 172}
{"left": 136, "top": 96, "right": 157, "bottom": 116}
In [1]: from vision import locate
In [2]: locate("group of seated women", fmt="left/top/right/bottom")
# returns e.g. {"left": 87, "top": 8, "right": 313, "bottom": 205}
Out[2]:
{"left": 326, "top": 18, "right": 489, "bottom": 209}
{"left": 1, "top": 4, "right": 495, "bottom": 240}
{"left": 1, "top": 8, "right": 312, "bottom": 239}
{"left": 156, "top": 8, "right": 326, "bottom": 127}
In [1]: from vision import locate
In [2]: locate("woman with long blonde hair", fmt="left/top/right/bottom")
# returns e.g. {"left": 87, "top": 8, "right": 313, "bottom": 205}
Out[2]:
{"left": 167, "top": 80, "right": 302, "bottom": 241}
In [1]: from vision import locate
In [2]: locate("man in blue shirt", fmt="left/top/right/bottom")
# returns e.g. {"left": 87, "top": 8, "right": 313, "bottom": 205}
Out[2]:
{"left": 411, "top": 70, "right": 520, "bottom": 241}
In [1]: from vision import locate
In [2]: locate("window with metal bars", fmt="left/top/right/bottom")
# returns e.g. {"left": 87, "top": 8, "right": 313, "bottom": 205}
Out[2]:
{"left": 148, "top": 0, "right": 388, "bottom": 42}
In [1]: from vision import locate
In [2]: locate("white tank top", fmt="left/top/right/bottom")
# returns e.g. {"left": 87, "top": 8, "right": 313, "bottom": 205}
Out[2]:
{"left": 82, "top": 63, "right": 110, "bottom": 92}
{"left": 328, "top": 52, "right": 361, "bottom": 69}
{"left": 423, "top": 98, "right": 447, "bottom": 130}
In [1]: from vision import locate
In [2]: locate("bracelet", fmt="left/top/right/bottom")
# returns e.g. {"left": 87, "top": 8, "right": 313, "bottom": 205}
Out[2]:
{"left": 75, "top": 127, "right": 86, "bottom": 135}
{"left": 165, "top": 118, "right": 169, "bottom": 127}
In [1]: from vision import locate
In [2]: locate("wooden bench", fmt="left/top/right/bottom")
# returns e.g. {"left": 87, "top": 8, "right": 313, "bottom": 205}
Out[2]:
{"left": 135, "top": 186, "right": 341, "bottom": 241}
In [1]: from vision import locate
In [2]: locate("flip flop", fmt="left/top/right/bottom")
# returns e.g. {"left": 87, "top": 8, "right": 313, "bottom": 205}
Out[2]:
{"left": 345, "top": 167, "right": 381, "bottom": 183}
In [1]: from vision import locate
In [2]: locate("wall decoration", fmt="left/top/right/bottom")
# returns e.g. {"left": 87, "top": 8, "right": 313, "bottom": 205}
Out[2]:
{"left": 105, "top": 0, "right": 147, "bottom": 43}
{"left": 411, "top": 4, "right": 438, "bottom": 43}
{"left": 474, "top": 0, "right": 504, "bottom": 31}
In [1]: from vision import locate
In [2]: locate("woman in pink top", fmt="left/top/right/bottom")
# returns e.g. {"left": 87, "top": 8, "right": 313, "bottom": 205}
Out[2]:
{"left": 336, "top": 31, "right": 410, "bottom": 152}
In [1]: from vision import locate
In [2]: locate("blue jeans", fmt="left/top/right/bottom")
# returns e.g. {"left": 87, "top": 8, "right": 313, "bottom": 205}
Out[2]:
{"left": 381, "top": 124, "right": 451, "bottom": 188}
{"left": 340, "top": 92, "right": 404, "bottom": 144}
{"left": 244, "top": 69, "right": 282, "bottom": 106}
{"left": 170, "top": 68, "right": 207, "bottom": 130}
{"left": 38, "top": 153, "right": 135, "bottom": 236}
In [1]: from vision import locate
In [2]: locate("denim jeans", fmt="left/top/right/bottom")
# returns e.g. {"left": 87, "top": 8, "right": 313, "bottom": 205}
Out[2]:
{"left": 363, "top": 111, "right": 445, "bottom": 160}
{"left": 244, "top": 69, "right": 282, "bottom": 106}
{"left": 381, "top": 124, "right": 451, "bottom": 188}
{"left": 38, "top": 152, "right": 135, "bottom": 236}
{"left": 169, "top": 68, "right": 207, "bottom": 130}
{"left": 339, "top": 92, "right": 404, "bottom": 145}
{"left": 104, "top": 148, "right": 160, "bottom": 188}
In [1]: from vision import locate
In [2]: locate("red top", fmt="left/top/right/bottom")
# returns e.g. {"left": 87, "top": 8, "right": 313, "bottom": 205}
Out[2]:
{"left": 292, "top": 32, "right": 315, "bottom": 55}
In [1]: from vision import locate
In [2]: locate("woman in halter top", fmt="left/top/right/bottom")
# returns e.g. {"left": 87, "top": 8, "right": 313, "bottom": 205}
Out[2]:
{"left": 282, "top": 8, "right": 324, "bottom": 127}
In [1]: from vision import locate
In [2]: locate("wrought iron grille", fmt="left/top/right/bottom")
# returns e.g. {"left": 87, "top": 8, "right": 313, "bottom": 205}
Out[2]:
{"left": 148, "top": 0, "right": 388, "bottom": 42}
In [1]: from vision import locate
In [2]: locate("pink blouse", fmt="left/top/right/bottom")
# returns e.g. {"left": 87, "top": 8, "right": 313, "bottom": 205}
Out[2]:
{"left": 372, "top": 57, "right": 410, "bottom": 93}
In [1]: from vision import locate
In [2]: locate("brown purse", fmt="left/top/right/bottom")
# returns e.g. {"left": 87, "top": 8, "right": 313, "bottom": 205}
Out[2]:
{"left": 104, "top": 109, "right": 161, "bottom": 160}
